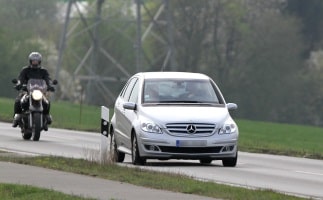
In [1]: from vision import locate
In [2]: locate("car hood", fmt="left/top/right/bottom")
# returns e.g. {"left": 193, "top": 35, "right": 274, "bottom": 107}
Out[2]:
{"left": 139, "top": 105, "right": 230, "bottom": 127}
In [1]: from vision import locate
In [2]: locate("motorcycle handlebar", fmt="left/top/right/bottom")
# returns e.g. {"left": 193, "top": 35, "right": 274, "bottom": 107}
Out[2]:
{"left": 12, "top": 78, "right": 58, "bottom": 92}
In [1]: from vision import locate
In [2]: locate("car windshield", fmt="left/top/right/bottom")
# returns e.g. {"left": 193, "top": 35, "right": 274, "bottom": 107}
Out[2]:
{"left": 143, "top": 79, "right": 222, "bottom": 104}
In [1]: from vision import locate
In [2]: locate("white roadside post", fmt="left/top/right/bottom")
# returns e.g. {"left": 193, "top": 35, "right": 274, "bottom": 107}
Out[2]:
{"left": 100, "top": 106, "right": 109, "bottom": 164}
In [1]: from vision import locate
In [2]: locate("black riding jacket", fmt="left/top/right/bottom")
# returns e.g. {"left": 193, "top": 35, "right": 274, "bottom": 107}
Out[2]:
{"left": 18, "top": 66, "right": 51, "bottom": 86}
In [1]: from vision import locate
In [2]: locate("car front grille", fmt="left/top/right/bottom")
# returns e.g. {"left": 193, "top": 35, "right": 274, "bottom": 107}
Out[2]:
{"left": 159, "top": 146, "right": 222, "bottom": 154}
{"left": 166, "top": 123, "right": 216, "bottom": 137}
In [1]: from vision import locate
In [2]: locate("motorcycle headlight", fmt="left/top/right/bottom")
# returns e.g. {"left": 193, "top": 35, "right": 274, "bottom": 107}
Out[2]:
{"left": 219, "top": 123, "right": 237, "bottom": 135}
{"left": 141, "top": 121, "right": 162, "bottom": 134}
{"left": 31, "top": 90, "right": 43, "bottom": 101}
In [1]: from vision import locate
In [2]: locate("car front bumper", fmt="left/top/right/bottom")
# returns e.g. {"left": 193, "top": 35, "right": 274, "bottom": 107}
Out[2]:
{"left": 137, "top": 133, "right": 238, "bottom": 160}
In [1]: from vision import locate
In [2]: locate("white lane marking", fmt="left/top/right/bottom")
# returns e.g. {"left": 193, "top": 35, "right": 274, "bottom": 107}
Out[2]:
{"left": 0, "top": 148, "right": 40, "bottom": 156}
{"left": 295, "top": 171, "right": 323, "bottom": 176}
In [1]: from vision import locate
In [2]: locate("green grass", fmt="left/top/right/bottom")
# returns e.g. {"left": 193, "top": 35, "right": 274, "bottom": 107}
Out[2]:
{"left": 0, "top": 98, "right": 14, "bottom": 121}
{"left": 0, "top": 97, "right": 103, "bottom": 132}
{"left": 50, "top": 101, "right": 101, "bottom": 131}
{"left": 238, "top": 119, "right": 323, "bottom": 159}
{"left": 0, "top": 156, "right": 306, "bottom": 200}
{"left": 0, "top": 183, "right": 94, "bottom": 200}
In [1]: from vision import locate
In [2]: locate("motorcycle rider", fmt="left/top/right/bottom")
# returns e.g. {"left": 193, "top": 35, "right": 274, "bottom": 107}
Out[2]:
{"left": 12, "top": 52, "right": 55, "bottom": 129}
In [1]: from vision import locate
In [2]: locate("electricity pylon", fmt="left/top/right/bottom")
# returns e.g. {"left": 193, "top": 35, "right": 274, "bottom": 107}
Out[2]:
{"left": 56, "top": 0, "right": 175, "bottom": 105}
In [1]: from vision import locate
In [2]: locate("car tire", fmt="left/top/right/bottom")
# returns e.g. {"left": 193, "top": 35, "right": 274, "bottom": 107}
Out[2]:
{"left": 132, "top": 133, "right": 146, "bottom": 165}
{"left": 110, "top": 129, "right": 125, "bottom": 162}
{"left": 222, "top": 151, "right": 238, "bottom": 167}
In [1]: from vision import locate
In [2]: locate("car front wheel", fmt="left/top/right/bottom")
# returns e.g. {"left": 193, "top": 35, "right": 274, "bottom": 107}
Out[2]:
{"left": 131, "top": 133, "right": 146, "bottom": 165}
{"left": 110, "top": 129, "right": 125, "bottom": 162}
{"left": 222, "top": 151, "right": 238, "bottom": 167}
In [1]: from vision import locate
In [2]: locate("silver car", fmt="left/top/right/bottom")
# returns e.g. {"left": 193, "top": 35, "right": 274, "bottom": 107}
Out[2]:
{"left": 109, "top": 72, "right": 239, "bottom": 167}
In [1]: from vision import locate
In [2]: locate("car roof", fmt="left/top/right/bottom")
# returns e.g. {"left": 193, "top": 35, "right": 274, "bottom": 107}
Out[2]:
{"left": 135, "top": 72, "right": 211, "bottom": 80}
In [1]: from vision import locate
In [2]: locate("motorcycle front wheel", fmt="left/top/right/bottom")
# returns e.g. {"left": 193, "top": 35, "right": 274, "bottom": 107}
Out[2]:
{"left": 32, "top": 113, "right": 42, "bottom": 141}
{"left": 21, "top": 118, "right": 32, "bottom": 140}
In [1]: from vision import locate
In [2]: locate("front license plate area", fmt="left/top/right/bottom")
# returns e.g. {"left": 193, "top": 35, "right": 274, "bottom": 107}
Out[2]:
{"left": 176, "top": 140, "right": 207, "bottom": 147}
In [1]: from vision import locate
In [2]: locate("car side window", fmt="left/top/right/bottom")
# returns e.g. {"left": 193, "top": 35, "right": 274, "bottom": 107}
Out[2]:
{"left": 129, "top": 80, "right": 139, "bottom": 103}
{"left": 123, "top": 77, "right": 138, "bottom": 101}
{"left": 119, "top": 80, "right": 131, "bottom": 98}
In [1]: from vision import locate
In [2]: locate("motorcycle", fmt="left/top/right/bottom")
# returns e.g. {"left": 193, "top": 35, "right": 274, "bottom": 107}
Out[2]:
{"left": 12, "top": 78, "right": 57, "bottom": 141}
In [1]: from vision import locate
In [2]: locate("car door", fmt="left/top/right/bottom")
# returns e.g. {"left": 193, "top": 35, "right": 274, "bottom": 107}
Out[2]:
{"left": 123, "top": 79, "right": 140, "bottom": 148}
{"left": 116, "top": 77, "right": 138, "bottom": 149}
{"left": 114, "top": 80, "right": 131, "bottom": 138}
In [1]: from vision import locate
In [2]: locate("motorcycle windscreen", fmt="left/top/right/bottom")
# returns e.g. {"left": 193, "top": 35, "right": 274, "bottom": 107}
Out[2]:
{"left": 27, "top": 79, "right": 47, "bottom": 93}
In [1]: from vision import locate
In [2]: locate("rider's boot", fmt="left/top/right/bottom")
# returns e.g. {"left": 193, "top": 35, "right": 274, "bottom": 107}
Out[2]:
{"left": 43, "top": 114, "right": 52, "bottom": 131}
{"left": 12, "top": 114, "right": 21, "bottom": 128}
{"left": 43, "top": 124, "right": 48, "bottom": 131}
{"left": 46, "top": 114, "right": 52, "bottom": 125}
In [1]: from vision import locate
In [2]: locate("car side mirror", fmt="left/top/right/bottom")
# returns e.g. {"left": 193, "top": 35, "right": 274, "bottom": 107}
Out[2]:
{"left": 227, "top": 103, "right": 238, "bottom": 111}
{"left": 123, "top": 102, "right": 136, "bottom": 110}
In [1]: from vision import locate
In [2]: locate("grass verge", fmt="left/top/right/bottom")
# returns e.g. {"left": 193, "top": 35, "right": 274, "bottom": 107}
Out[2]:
{"left": 238, "top": 119, "right": 323, "bottom": 159}
{"left": 0, "top": 97, "right": 102, "bottom": 132}
{"left": 0, "top": 183, "right": 94, "bottom": 200}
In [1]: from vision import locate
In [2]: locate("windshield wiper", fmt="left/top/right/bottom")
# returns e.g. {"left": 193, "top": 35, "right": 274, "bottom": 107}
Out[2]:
{"left": 159, "top": 100, "right": 216, "bottom": 104}
{"left": 143, "top": 101, "right": 219, "bottom": 105}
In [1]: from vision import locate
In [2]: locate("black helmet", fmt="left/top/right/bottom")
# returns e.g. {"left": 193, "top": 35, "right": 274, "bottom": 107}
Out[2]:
{"left": 28, "top": 52, "right": 42, "bottom": 68}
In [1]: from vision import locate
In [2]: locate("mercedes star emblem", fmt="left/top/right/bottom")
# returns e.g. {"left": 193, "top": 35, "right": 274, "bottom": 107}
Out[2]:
{"left": 186, "top": 124, "right": 196, "bottom": 134}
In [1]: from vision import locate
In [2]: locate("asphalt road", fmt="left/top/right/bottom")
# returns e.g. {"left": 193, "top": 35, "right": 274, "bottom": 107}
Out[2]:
{"left": 1, "top": 122, "right": 323, "bottom": 199}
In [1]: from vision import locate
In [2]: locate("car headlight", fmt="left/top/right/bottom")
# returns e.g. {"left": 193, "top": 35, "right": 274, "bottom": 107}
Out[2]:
{"left": 219, "top": 123, "right": 236, "bottom": 135}
{"left": 31, "top": 90, "right": 43, "bottom": 101}
{"left": 141, "top": 121, "right": 162, "bottom": 134}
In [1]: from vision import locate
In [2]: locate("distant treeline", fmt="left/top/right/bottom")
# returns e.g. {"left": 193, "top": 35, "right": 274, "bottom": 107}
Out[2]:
{"left": 1, "top": 0, "right": 323, "bottom": 126}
